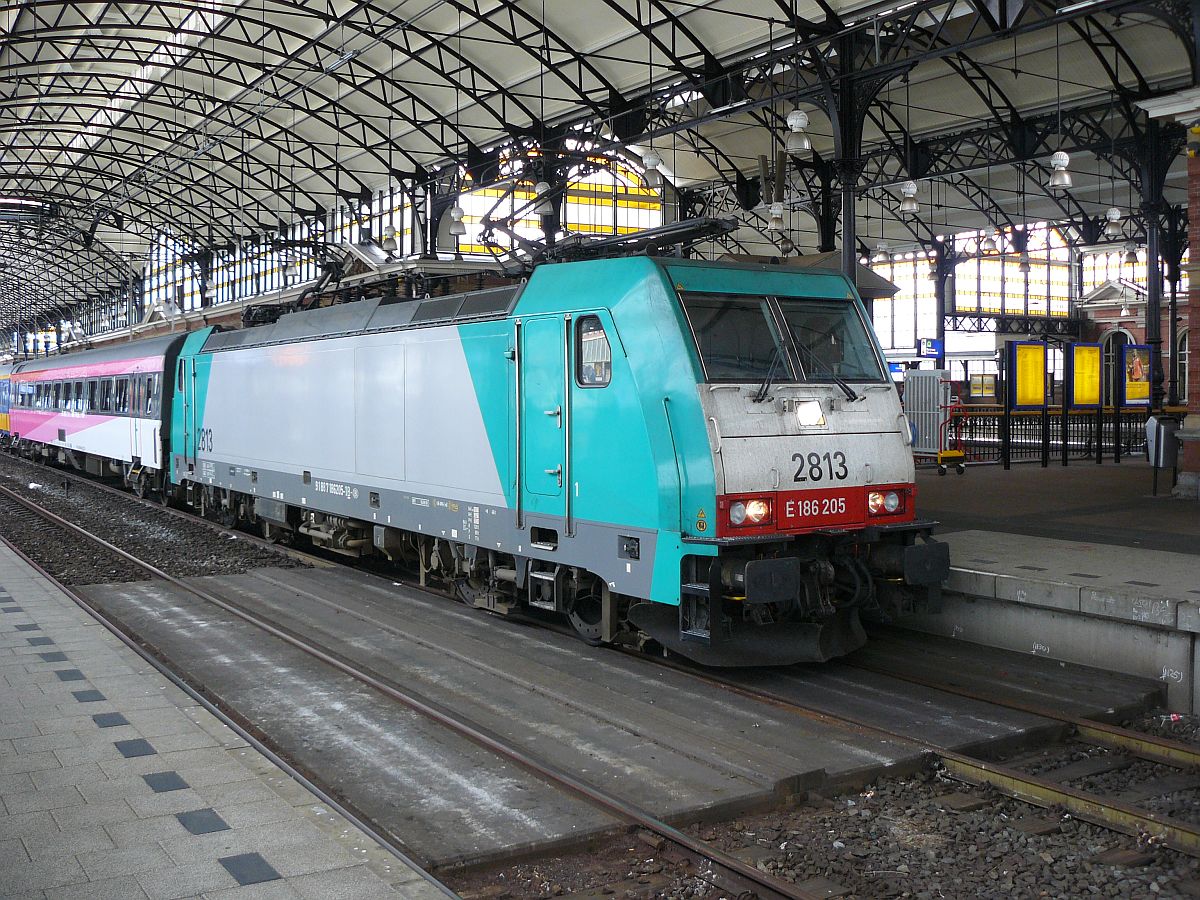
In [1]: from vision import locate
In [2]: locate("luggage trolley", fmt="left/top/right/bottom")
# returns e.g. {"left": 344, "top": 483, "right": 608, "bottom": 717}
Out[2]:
{"left": 902, "top": 370, "right": 966, "bottom": 475}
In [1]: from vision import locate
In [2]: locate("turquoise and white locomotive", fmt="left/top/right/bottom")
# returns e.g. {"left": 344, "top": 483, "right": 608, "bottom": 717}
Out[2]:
{"left": 4, "top": 256, "right": 948, "bottom": 665}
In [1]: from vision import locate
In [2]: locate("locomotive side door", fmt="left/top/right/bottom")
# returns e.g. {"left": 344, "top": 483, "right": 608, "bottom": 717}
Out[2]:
{"left": 180, "top": 358, "right": 195, "bottom": 471}
{"left": 518, "top": 316, "right": 566, "bottom": 522}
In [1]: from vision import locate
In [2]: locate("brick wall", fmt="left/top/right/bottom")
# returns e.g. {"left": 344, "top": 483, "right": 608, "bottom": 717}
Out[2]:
{"left": 1184, "top": 154, "right": 1200, "bottom": 470}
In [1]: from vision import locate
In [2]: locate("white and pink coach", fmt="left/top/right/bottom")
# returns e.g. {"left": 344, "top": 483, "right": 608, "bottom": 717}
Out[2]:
{"left": 8, "top": 333, "right": 187, "bottom": 493}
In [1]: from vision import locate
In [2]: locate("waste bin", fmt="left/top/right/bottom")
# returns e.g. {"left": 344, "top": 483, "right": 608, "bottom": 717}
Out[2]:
{"left": 1146, "top": 415, "right": 1181, "bottom": 468}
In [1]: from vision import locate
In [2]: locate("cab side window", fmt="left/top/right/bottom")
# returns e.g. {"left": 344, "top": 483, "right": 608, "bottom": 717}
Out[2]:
{"left": 575, "top": 315, "right": 612, "bottom": 388}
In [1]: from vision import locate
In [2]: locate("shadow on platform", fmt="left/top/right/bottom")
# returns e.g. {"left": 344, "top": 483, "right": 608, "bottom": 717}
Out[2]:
{"left": 916, "top": 460, "right": 1200, "bottom": 555}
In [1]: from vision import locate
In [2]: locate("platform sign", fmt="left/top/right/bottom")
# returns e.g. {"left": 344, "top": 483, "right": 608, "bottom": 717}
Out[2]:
{"left": 1064, "top": 343, "right": 1102, "bottom": 409}
{"left": 918, "top": 338, "right": 943, "bottom": 359}
{"left": 1006, "top": 341, "right": 1046, "bottom": 410}
{"left": 968, "top": 374, "right": 996, "bottom": 398}
{"left": 1121, "top": 344, "right": 1152, "bottom": 406}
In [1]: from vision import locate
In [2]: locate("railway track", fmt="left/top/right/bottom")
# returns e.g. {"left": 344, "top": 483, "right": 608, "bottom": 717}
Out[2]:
{"left": 633, "top": 650, "right": 1200, "bottom": 858}
{"left": 0, "top": 476, "right": 822, "bottom": 900}
{"left": 5, "top": 453, "right": 1195, "bottom": 884}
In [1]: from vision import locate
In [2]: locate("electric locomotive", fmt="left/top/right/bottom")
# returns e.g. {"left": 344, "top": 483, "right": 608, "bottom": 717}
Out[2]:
{"left": 167, "top": 256, "right": 947, "bottom": 665}
{"left": 0, "top": 256, "right": 947, "bottom": 665}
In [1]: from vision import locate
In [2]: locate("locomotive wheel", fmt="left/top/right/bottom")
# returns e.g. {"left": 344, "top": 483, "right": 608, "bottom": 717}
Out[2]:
{"left": 566, "top": 582, "right": 605, "bottom": 646}
{"left": 216, "top": 491, "right": 237, "bottom": 528}
{"left": 261, "top": 521, "right": 293, "bottom": 546}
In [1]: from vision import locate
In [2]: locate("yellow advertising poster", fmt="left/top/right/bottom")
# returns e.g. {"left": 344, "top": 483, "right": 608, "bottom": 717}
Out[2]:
{"left": 1013, "top": 343, "right": 1045, "bottom": 408}
{"left": 1124, "top": 345, "right": 1151, "bottom": 405}
{"left": 969, "top": 374, "right": 996, "bottom": 398}
{"left": 1071, "top": 345, "right": 1101, "bottom": 407}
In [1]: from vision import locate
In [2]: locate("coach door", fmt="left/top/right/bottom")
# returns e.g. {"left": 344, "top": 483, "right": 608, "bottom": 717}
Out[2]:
{"left": 518, "top": 316, "right": 569, "bottom": 530}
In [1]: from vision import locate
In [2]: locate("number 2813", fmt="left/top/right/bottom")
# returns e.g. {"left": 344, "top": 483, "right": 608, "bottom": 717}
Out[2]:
{"left": 792, "top": 450, "right": 848, "bottom": 482}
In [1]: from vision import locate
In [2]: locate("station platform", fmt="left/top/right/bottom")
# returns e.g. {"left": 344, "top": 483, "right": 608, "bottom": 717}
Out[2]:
{"left": 0, "top": 542, "right": 441, "bottom": 899}
{"left": 903, "top": 461, "right": 1200, "bottom": 713}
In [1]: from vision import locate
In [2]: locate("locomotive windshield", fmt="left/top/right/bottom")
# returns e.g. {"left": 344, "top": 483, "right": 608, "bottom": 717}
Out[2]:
{"left": 680, "top": 292, "right": 885, "bottom": 383}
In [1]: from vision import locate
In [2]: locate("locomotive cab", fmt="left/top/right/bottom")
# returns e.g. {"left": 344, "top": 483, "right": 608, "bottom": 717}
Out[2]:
{"left": 626, "top": 262, "right": 949, "bottom": 666}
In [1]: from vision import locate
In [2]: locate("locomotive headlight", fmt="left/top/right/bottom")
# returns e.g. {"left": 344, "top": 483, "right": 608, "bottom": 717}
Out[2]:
{"left": 795, "top": 400, "right": 825, "bottom": 427}
{"left": 868, "top": 490, "right": 902, "bottom": 515}
{"left": 729, "top": 498, "right": 773, "bottom": 527}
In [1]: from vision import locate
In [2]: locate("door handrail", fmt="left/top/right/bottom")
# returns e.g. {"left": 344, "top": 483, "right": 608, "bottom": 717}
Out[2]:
{"left": 513, "top": 318, "right": 523, "bottom": 530}
{"left": 563, "top": 314, "right": 573, "bottom": 538}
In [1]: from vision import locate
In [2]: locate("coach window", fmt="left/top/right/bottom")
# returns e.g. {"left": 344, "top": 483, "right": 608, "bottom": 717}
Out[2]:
{"left": 576, "top": 316, "right": 612, "bottom": 387}
{"left": 132, "top": 378, "right": 144, "bottom": 418}
{"left": 145, "top": 375, "right": 158, "bottom": 417}
{"left": 115, "top": 378, "right": 130, "bottom": 415}
{"left": 74, "top": 381, "right": 84, "bottom": 412}
{"left": 61, "top": 383, "right": 71, "bottom": 411}
{"left": 52, "top": 382, "right": 61, "bottom": 410}
{"left": 86, "top": 380, "right": 98, "bottom": 412}
{"left": 99, "top": 379, "right": 113, "bottom": 413}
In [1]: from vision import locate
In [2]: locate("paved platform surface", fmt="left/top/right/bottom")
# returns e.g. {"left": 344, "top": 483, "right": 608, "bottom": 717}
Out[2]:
{"left": 0, "top": 543, "right": 443, "bottom": 899}
{"left": 915, "top": 459, "right": 1200, "bottom": 555}
{"left": 909, "top": 460, "right": 1200, "bottom": 710}
{"left": 78, "top": 565, "right": 1164, "bottom": 870}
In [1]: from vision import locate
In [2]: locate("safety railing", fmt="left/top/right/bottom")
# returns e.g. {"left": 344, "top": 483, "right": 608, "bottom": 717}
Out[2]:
{"left": 943, "top": 405, "right": 1174, "bottom": 465}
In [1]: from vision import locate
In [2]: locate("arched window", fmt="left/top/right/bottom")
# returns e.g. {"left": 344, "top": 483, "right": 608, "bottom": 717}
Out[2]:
{"left": 1102, "top": 330, "right": 1130, "bottom": 406}
{"left": 1179, "top": 328, "right": 1190, "bottom": 405}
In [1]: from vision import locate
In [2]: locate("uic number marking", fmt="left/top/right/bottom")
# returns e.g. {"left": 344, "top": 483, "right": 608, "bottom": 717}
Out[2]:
{"left": 792, "top": 450, "right": 848, "bottom": 483}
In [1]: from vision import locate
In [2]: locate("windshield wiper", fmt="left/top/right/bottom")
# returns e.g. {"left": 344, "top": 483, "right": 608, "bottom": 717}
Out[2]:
{"left": 752, "top": 345, "right": 785, "bottom": 403}
{"left": 787, "top": 334, "right": 861, "bottom": 402}
{"left": 829, "top": 374, "right": 860, "bottom": 403}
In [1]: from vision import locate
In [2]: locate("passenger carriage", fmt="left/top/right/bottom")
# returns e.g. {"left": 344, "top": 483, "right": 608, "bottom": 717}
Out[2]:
{"left": 4, "top": 335, "right": 185, "bottom": 495}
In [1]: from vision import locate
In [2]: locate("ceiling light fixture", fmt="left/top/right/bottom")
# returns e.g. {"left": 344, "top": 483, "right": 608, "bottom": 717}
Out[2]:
{"left": 1123, "top": 241, "right": 1139, "bottom": 265}
{"left": 1103, "top": 206, "right": 1123, "bottom": 239}
{"left": 531, "top": 181, "right": 554, "bottom": 216}
{"left": 449, "top": 204, "right": 466, "bottom": 236}
{"left": 1049, "top": 150, "right": 1072, "bottom": 192}
{"left": 642, "top": 148, "right": 663, "bottom": 188}
{"left": 872, "top": 241, "right": 890, "bottom": 263}
{"left": 785, "top": 109, "right": 811, "bottom": 154}
{"left": 766, "top": 201, "right": 785, "bottom": 232}
{"left": 899, "top": 180, "right": 919, "bottom": 216}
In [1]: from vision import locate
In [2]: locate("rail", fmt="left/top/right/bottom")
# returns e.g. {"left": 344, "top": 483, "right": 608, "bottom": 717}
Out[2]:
{"left": 0, "top": 480, "right": 816, "bottom": 900}
{"left": 0, "top": 525, "right": 460, "bottom": 900}
{"left": 620, "top": 649, "right": 1200, "bottom": 857}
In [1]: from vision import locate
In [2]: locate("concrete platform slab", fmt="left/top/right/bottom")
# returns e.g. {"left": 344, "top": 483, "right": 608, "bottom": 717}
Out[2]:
{"left": 79, "top": 562, "right": 1164, "bottom": 870}
{"left": 0, "top": 543, "right": 445, "bottom": 898}
{"left": 902, "top": 529, "right": 1200, "bottom": 711}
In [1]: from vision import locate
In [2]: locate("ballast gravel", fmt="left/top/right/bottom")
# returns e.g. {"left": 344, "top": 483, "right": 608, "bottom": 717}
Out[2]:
{"left": 451, "top": 767, "right": 1200, "bottom": 899}
{"left": 0, "top": 456, "right": 304, "bottom": 584}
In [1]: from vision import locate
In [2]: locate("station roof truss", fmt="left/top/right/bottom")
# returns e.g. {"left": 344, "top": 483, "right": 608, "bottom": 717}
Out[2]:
{"left": 0, "top": 0, "right": 1196, "bottom": 336}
